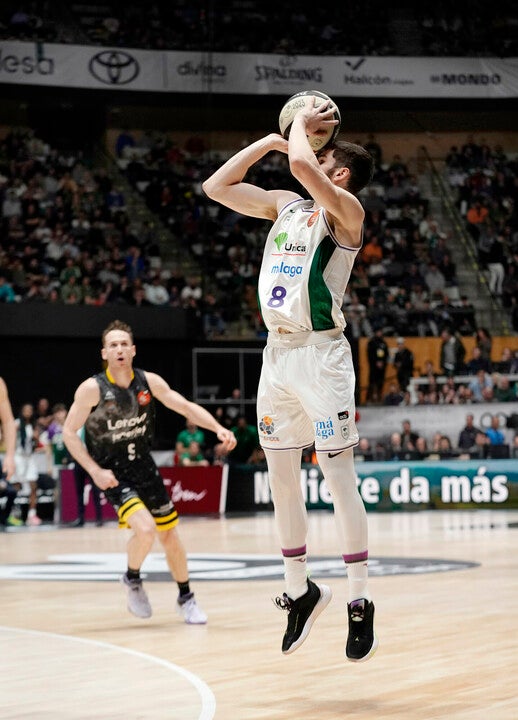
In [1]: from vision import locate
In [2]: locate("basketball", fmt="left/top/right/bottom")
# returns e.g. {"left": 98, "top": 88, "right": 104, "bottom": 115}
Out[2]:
{"left": 278, "top": 90, "right": 341, "bottom": 151}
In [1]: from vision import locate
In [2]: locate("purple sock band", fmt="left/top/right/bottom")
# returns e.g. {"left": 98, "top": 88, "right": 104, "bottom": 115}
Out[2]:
{"left": 343, "top": 551, "right": 368, "bottom": 564}
{"left": 282, "top": 546, "right": 307, "bottom": 558}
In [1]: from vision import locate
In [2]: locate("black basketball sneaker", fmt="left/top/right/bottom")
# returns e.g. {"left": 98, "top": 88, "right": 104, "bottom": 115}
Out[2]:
{"left": 346, "top": 598, "right": 379, "bottom": 662}
{"left": 274, "top": 578, "right": 332, "bottom": 654}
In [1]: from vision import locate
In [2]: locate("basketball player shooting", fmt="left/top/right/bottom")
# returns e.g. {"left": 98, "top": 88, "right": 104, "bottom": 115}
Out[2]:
{"left": 203, "top": 96, "right": 378, "bottom": 661}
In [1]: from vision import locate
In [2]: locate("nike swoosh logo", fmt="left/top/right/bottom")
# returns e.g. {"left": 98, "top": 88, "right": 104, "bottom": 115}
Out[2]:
{"left": 327, "top": 451, "right": 344, "bottom": 459}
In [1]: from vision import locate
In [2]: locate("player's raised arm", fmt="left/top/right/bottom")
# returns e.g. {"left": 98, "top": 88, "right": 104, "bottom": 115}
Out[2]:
{"left": 202, "top": 133, "right": 297, "bottom": 220}
{"left": 145, "top": 373, "right": 237, "bottom": 453}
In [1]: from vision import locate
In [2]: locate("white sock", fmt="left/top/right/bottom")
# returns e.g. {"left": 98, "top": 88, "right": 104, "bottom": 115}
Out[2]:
{"left": 346, "top": 560, "right": 371, "bottom": 603}
{"left": 283, "top": 554, "right": 309, "bottom": 600}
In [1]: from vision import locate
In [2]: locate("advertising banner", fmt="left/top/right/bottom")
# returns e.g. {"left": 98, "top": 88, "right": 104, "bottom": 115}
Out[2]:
{"left": 159, "top": 465, "right": 228, "bottom": 515}
{"left": 59, "top": 465, "right": 227, "bottom": 522}
{"left": 227, "top": 460, "right": 518, "bottom": 513}
{"left": 1, "top": 41, "right": 518, "bottom": 98}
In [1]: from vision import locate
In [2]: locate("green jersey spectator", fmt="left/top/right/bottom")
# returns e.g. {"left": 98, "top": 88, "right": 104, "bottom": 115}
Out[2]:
{"left": 230, "top": 416, "right": 260, "bottom": 463}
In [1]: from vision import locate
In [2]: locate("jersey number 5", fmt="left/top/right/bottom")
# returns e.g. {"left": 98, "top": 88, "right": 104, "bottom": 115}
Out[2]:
{"left": 128, "top": 443, "right": 136, "bottom": 461}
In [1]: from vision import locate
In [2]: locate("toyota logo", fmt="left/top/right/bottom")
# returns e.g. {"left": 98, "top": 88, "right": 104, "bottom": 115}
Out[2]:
{"left": 89, "top": 50, "right": 139, "bottom": 85}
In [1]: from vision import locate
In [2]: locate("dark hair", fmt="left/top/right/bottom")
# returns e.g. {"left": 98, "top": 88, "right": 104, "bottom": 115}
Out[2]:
{"left": 102, "top": 319, "right": 134, "bottom": 346}
{"left": 328, "top": 140, "right": 374, "bottom": 194}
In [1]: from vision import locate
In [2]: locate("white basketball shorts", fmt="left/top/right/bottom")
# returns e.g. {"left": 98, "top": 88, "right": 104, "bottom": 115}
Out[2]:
{"left": 257, "top": 329, "right": 359, "bottom": 452}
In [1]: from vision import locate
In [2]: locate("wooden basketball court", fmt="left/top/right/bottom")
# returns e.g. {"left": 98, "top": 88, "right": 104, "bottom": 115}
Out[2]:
{"left": 1, "top": 509, "right": 516, "bottom": 719}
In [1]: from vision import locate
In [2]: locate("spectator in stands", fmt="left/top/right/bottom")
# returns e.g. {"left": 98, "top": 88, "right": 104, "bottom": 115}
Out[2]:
{"left": 180, "top": 276, "right": 203, "bottom": 307}
{"left": 202, "top": 292, "right": 227, "bottom": 339}
{"left": 433, "top": 292, "right": 457, "bottom": 332}
{"left": 354, "top": 437, "right": 374, "bottom": 462}
{"left": 485, "top": 415, "right": 505, "bottom": 446}
{"left": 13, "top": 403, "right": 42, "bottom": 526}
{"left": 494, "top": 347, "right": 514, "bottom": 374}
{"left": 437, "top": 435, "right": 456, "bottom": 459}
{"left": 175, "top": 420, "right": 205, "bottom": 461}
{"left": 2, "top": 188, "right": 22, "bottom": 221}
{"left": 366, "top": 327, "right": 389, "bottom": 404}
{"left": 413, "top": 298, "right": 439, "bottom": 337}
{"left": 228, "top": 415, "right": 259, "bottom": 464}
{"left": 45, "top": 403, "right": 70, "bottom": 481}
{"left": 485, "top": 234, "right": 506, "bottom": 297}
{"left": 465, "top": 346, "right": 492, "bottom": 375}
{"left": 438, "top": 377, "right": 458, "bottom": 404}
{"left": 458, "top": 413, "right": 481, "bottom": 453}
{"left": 468, "top": 369, "right": 494, "bottom": 403}
{"left": 414, "top": 436, "right": 429, "bottom": 459}
{"left": 144, "top": 273, "right": 170, "bottom": 306}
{"left": 455, "top": 383, "right": 473, "bottom": 404}
{"left": 493, "top": 375, "right": 516, "bottom": 403}
{"left": 424, "top": 262, "right": 446, "bottom": 300}
{"left": 60, "top": 275, "right": 83, "bottom": 304}
{"left": 115, "top": 128, "right": 136, "bottom": 158}
{"left": 386, "top": 431, "right": 420, "bottom": 460}
{"left": 456, "top": 296, "right": 477, "bottom": 336}
{"left": 471, "top": 430, "right": 490, "bottom": 459}
{"left": 466, "top": 200, "right": 488, "bottom": 240}
{"left": 131, "top": 285, "right": 152, "bottom": 307}
{"left": 364, "top": 134, "right": 383, "bottom": 170}
{"left": 125, "top": 245, "right": 146, "bottom": 281}
{"left": 0, "top": 276, "right": 16, "bottom": 303}
{"left": 383, "top": 382, "right": 404, "bottom": 406}
{"left": 385, "top": 432, "right": 404, "bottom": 460}
{"left": 501, "top": 264, "right": 518, "bottom": 308}
{"left": 419, "top": 359, "right": 438, "bottom": 389}
{"left": 401, "top": 420, "right": 420, "bottom": 449}
{"left": 439, "top": 328, "right": 466, "bottom": 377}
{"left": 179, "top": 440, "right": 209, "bottom": 467}
{"left": 361, "top": 234, "right": 383, "bottom": 268}
{"left": 475, "top": 327, "right": 492, "bottom": 364}
{"left": 365, "top": 296, "right": 391, "bottom": 335}
{"left": 35, "top": 398, "right": 53, "bottom": 433}
{"left": 393, "top": 337, "right": 414, "bottom": 392}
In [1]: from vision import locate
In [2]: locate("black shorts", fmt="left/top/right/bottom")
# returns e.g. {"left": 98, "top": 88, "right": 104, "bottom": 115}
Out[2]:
{"left": 103, "top": 454, "right": 178, "bottom": 531}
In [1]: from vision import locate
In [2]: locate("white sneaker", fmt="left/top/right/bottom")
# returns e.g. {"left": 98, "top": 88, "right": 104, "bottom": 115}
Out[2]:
{"left": 176, "top": 594, "right": 207, "bottom": 624}
{"left": 121, "top": 575, "right": 152, "bottom": 618}
{"left": 27, "top": 514, "right": 42, "bottom": 526}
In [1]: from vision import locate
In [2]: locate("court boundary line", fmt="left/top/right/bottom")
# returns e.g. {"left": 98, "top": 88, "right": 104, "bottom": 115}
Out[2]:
{"left": 0, "top": 625, "right": 216, "bottom": 720}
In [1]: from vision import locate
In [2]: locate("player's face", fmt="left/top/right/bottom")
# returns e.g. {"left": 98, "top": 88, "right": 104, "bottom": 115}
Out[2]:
{"left": 317, "top": 149, "right": 348, "bottom": 185}
{"left": 317, "top": 149, "right": 336, "bottom": 176}
{"left": 101, "top": 330, "right": 136, "bottom": 368}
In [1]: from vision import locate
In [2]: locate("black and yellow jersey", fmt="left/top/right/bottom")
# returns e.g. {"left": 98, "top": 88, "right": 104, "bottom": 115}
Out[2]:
{"left": 85, "top": 368, "right": 155, "bottom": 466}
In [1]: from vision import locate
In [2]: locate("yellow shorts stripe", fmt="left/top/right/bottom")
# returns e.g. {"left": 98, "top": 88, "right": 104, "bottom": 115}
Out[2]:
{"left": 118, "top": 498, "right": 146, "bottom": 529}
{"left": 155, "top": 510, "right": 179, "bottom": 532}
{"left": 117, "top": 499, "right": 179, "bottom": 531}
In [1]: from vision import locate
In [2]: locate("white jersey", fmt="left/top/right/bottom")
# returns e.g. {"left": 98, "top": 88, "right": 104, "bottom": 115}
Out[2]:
{"left": 258, "top": 198, "right": 361, "bottom": 334}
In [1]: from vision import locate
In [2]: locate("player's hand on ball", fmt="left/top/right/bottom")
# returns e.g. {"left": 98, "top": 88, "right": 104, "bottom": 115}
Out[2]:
{"left": 297, "top": 97, "right": 339, "bottom": 137}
